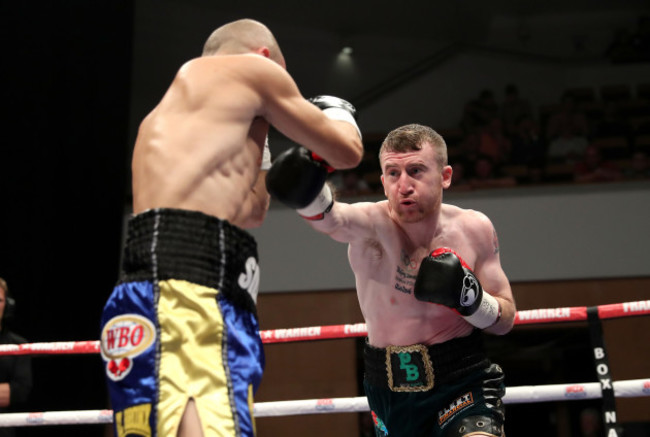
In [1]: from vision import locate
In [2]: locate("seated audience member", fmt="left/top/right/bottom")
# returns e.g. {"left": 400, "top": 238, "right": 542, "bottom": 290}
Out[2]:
{"left": 469, "top": 155, "right": 517, "bottom": 190}
{"left": 0, "top": 277, "right": 32, "bottom": 437}
{"left": 330, "top": 169, "right": 372, "bottom": 197}
{"left": 546, "top": 92, "right": 590, "bottom": 163}
{"left": 578, "top": 407, "right": 603, "bottom": 437}
{"left": 458, "top": 131, "right": 481, "bottom": 163}
{"left": 448, "top": 159, "right": 473, "bottom": 192}
{"left": 501, "top": 84, "right": 533, "bottom": 139}
{"left": 461, "top": 89, "right": 500, "bottom": 134}
{"left": 574, "top": 145, "right": 623, "bottom": 183}
{"left": 510, "top": 114, "right": 546, "bottom": 166}
{"left": 478, "top": 117, "right": 512, "bottom": 165}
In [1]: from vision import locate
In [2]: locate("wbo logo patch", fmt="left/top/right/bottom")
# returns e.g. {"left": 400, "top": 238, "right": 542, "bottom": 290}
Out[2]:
{"left": 101, "top": 314, "right": 156, "bottom": 381}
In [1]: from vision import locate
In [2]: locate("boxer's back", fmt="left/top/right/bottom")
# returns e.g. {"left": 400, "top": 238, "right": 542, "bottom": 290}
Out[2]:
{"left": 131, "top": 55, "right": 267, "bottom": 221}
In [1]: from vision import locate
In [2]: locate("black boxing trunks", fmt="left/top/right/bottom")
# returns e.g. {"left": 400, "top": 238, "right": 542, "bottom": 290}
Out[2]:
{"left": 100, "top": 208, "right": 263, "bottom": 437}
{"left": 363, "top": 330, "right": 505, "bottom": 437}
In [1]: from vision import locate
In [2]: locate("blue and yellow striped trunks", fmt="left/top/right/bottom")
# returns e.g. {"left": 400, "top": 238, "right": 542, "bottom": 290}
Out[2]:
{"left": 100, "top": 208, "right": 264, "bottom": 437}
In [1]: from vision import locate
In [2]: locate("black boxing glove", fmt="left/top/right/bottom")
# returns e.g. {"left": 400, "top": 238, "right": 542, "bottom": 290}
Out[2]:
{"left": 265, "top": 146, "right": 334, "bottom": 220}
{"left": 413, "top": 248, "right": 501, "bottom": 329}
{"left": 309, "top": 95, "right": 362, "bottom": 140}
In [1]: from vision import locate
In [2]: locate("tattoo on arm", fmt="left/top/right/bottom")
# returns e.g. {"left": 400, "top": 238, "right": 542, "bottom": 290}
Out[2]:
{"left": 492, "top": 227, "right": 500, "bottom": 254}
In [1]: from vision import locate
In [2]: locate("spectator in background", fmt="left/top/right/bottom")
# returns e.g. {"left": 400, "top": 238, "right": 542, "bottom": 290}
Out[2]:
{"left": 448, "top": 159, "right": 473, "bottom": 192}
{"left": 574, "top": 145, "right": 623, "bottom": 184}
{"left": 458, "top": 131, "right": 481, "bottom": 164}
{"left": 460, "top": 89, "right": 500, "bottom": 134}
{"left": 469, "top": 155, "right": 517, "bottom": 190}
{"left": 330, "top": 169, "right": 372, "bottom": 197}
{"left": 501, "top": 84, "right": 533, "bottom": 139}
{"left": 478, "top": 117, "right": 512, "bottom": 166}
{"left": 0, "top": 277, "right": 32, "bottom": 437}
{"left": 510, "top": 114, "right": 546, "bottom": 167}
{"left": 578, "top": 407, "right": 603, "bottom": 437}
{"left": 546, "top": 91, "right": 590, "bottom": 163}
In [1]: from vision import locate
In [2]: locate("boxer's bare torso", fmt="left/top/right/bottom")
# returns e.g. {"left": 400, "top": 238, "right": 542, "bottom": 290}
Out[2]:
{"left": 308, "top": 143, "right": 514, "bottom": 348}
{"left": 347, "top": 202, "right": 483, "bottom": 347}
{"left": 131, "top": 55, "right": 271, "bottom": 227}
{"left": 131, "top": 54, "right": 363, "bottom": 229}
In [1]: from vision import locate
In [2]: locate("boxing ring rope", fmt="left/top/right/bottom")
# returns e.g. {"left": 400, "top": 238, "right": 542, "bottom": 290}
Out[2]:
{"left": 1, "top": 300, "right": 648, "bottom": 355}
{"left": 0, "top": 379, "right": 647, "bottom": 427}
{"left": 0, "top": 300, "right": 648, "bottom": 427}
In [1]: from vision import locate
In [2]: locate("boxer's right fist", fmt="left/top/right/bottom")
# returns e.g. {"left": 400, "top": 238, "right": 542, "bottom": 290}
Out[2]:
{"left": 413, "top": 248, "right": 501, "bottom": 329}
{"left": 309, "top": 95, "right": 362, "bottom": 140}
{"left": 265, "top": 146, "right": 333, "bottom": 220}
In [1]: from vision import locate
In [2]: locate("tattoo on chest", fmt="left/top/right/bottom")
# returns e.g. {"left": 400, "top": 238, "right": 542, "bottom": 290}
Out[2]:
{"left": 394, "top": 251, "right": 418, "bottom": 294}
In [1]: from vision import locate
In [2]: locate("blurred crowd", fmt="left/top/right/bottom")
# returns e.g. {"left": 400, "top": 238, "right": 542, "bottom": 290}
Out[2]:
{"left": 332, "top": 81, "right": 650, "bottom": 197}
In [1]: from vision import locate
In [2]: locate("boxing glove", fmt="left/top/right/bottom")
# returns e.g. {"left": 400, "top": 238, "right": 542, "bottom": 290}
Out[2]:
{"left": 265, "top": 146, "right": 334, "bottom": 220}
{"left": 413, "top": 248, "right": 501, "bottom": 329}
{"left": 309, "top": 95, "right": 362, "bottom": 140}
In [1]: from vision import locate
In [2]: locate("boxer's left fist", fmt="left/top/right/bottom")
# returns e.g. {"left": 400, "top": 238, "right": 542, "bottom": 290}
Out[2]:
{"left": 414, "top": 248, "right": 500, "bottom": 329}
{"left": 265, "top": 146, "right": 333, "bottom": 220}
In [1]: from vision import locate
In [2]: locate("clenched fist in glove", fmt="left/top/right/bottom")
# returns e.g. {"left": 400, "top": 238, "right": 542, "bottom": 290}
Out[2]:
{"left": 413, "top": 248, "right": 501, "bottom": 329}
{"left": 265, "top": 146, "right": 334, "bottom": 220}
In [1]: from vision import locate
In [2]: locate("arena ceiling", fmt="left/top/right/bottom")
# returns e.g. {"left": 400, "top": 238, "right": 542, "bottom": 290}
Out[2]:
{"left": 131, "top": 0, "right": 649, "bottom": 135}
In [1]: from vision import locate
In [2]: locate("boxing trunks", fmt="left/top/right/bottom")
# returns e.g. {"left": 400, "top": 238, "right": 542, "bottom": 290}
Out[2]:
{"left": 100, "top": 208, "right": 263, "bottom": 437}
{"left": 363, "top": 330, "right": 505, "bottom": 437}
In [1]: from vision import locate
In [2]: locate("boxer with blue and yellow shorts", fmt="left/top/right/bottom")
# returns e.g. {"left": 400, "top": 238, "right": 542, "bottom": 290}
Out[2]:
{"left": 100, "top": 208, "right": 264, "bottom": 436}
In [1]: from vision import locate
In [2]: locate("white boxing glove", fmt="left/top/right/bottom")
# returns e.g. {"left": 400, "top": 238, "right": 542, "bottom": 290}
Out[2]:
{"left": 308, "top": 95, "right": 362, "bottom": 140}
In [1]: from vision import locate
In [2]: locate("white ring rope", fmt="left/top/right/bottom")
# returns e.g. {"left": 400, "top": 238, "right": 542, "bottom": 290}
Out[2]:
{"left": 0, "top": 300, "right": 647, "bottom": 427}
{"left": 0, "top": 379, "right": 648, "bottom": 426}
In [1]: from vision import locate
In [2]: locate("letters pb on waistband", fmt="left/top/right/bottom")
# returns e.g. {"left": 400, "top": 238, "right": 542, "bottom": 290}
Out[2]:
{"left": 385, "top": 344, "right": 435, "bottom": 392}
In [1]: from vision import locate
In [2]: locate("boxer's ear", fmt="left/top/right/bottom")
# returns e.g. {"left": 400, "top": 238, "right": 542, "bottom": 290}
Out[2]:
{"left": 255, "top": 47, "right": 270, "bottom": 58}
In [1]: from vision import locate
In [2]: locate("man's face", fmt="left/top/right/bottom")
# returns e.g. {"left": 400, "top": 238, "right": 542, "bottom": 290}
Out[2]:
{"left": 380, "top": 143, "right": 451, "bottom": 223}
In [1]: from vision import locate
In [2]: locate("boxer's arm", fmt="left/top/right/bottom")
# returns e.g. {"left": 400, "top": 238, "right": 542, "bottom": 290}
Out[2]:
{"left": 308, "top": 200, "right": 379, "bottom": 244}
{"left": 245, "top": 56, "right": 363, "bottom": 169}
{"left": 469, "top": 213, "right": 516, "bottom": 335}
{"left": 265, "top": 146, "right": 379, "bottom": 243}
{"left": 413, "top": 212, "right": 515, "bottom": 334}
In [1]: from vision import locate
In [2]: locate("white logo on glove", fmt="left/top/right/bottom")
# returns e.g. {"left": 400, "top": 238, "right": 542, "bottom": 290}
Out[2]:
{"left": 460, "top": 274, "right": 479, "bottom": 307}
{"left": 238, "top": 257, "right": 260, "bottom": 303}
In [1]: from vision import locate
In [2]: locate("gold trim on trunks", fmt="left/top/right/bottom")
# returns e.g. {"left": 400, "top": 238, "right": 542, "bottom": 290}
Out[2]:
{"left": 385, "top": 344, "right": 435, "bottom": 392}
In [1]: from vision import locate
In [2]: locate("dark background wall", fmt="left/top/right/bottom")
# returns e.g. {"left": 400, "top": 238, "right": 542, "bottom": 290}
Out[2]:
{"left": 1, "top": 2, "right": 133, "bottom": 435}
